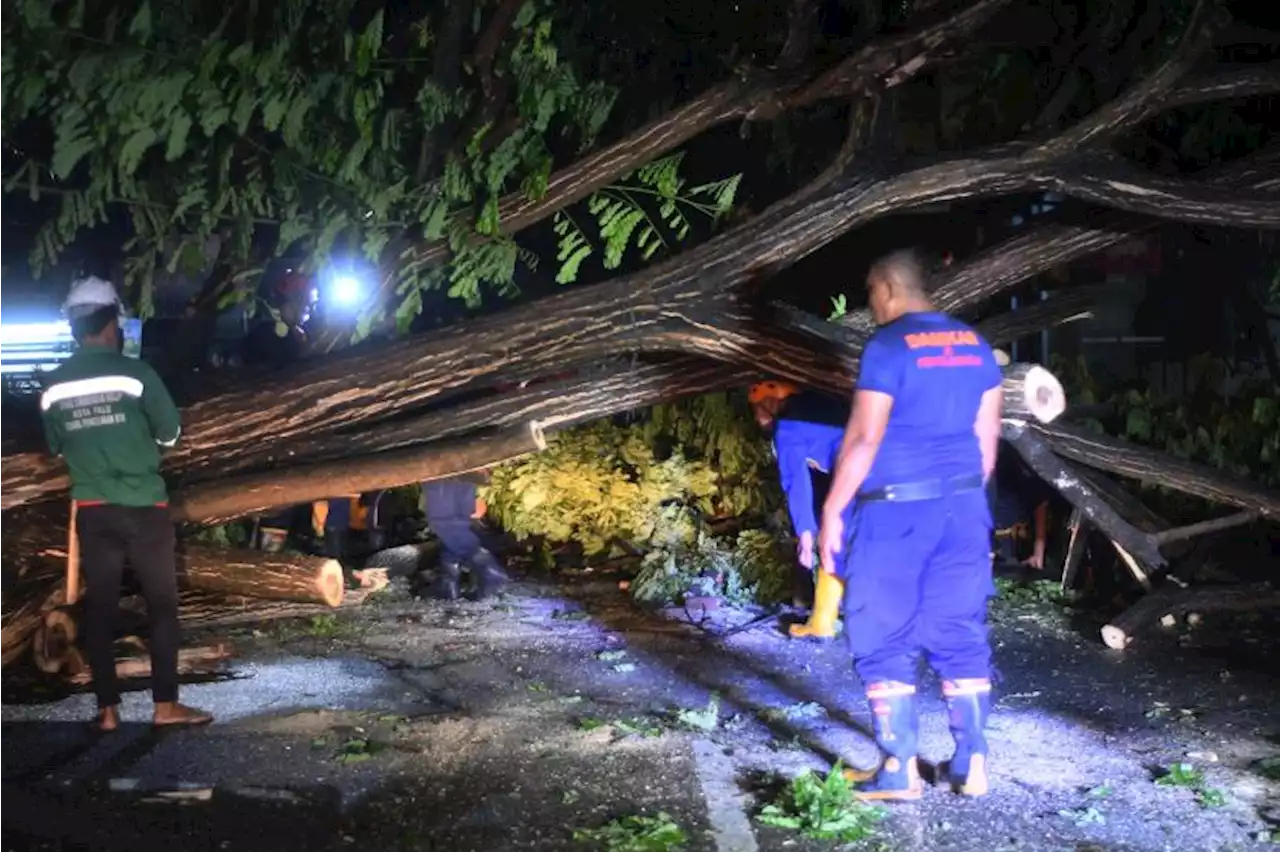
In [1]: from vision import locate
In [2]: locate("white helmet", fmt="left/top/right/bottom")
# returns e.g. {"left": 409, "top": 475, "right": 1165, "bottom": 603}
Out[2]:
{"left": 63, "top": 276, "right": 125, "bottom": 321}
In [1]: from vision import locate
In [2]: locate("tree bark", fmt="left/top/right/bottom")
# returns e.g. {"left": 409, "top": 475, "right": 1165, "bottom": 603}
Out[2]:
{"left": 1100, "top": 583, "right": 1280, "bottom": 651}
{"left": 1034, "top": 420, "right": 1280, "bottom": 517}
{"left": 171, "top": 423, "right": 547, "bottom": 525}
{"left": 176, "top": 545, "right": 346, "bottom": 607}
{"left": 67, "top": 642, "right": 234, "bottom": 685}
{"left": 1002, "top": 422, "right": 1167, "bottom": 570}
{"left": 31, "top": 607, "right": 77, "bottom": 674}
{"left": 181, "top": 359, "right": 757, "bottom": 483}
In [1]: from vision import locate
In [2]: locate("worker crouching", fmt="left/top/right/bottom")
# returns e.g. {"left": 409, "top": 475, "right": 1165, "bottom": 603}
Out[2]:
{"left": 422, "top": 475, "right": 508, "bottom": 601}
{"left": 749, "top": 381, "right": 850, "bottom": 640}
{"left": 818, "top": 250, "right": 1002, "bottom": 801}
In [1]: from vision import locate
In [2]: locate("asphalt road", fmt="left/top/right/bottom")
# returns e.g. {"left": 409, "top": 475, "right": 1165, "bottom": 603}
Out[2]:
{"left": 3, "top": 571, "right": 1279, "bottom": 852}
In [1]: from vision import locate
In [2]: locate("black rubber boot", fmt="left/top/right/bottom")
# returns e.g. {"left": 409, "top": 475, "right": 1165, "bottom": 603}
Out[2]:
{"left": 366, "top": 528, "right": 389, "bottom": 554}
{"left": 431, "top": 560, "right": 463, "bottom": 601}
{"left": 468, "top": 548, "right": 509, "bottom": 601}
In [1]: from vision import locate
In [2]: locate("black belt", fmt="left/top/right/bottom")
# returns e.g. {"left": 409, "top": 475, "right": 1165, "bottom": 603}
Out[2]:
{"left": 859, "top": 474, "right": 985, "bottom": 503}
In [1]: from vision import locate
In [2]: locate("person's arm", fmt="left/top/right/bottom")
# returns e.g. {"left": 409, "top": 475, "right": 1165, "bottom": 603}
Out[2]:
{"left": 820, "top": 336, "right": 899, "bottom": 528}
{"left": 139, "top": 364, "right": 182, "bottom": 449}
{"left": 975, "top": 385, "right": 1003, "bottom": 484}
{"left": 1030, "top": 499, "right": 1049, "bottom": 567}
{"left": 775, "top": 427, "right": 817, "bottom": 541}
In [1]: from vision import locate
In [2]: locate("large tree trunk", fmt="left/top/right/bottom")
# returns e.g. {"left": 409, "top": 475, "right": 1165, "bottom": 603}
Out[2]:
{"left": 172, "top": 422, "right": 547, "bottom": 525}
{"left": 177, "top": 545, "right": 346, "bottom": 607}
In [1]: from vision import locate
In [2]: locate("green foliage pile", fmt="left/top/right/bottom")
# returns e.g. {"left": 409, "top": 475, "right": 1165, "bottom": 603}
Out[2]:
{"left": 482, "top": 391, "right": 790, "bottom": 606}
{"left": 571, "top": 812, "right": 687, "bottom": 852}
{"left": 2, "top": 0, "right": 739, "bottom": 331}
{"left": 757, "top": 763, "right": 888, "bottom": 843}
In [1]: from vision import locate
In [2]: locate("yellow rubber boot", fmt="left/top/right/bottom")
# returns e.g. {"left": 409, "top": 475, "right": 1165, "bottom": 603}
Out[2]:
{"left": 789, "top": 571, "right": 843, "bottom": 639}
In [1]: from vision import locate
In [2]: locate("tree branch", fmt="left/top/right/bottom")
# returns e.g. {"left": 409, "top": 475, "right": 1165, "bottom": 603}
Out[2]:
{"left": 778, "top": 0, "right": 822, "bottom": 70}
{"left": 1034, "top": 420, "right": 1280, "bottom": 517}
{"left": 471, "top": 0, "right": 526, "bottom": 101}
{"left": 409, "top": 0, "right": 1012, "bottom": 263}
{"left": 1032, "top": 0, "right": 1222, "bottom": 159}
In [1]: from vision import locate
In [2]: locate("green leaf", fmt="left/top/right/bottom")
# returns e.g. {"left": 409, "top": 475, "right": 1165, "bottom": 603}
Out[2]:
{"left": 165, "top": 113, "right": 193, "bottom": 161}
{"left": 51, "top": 137, "right": 96, "bottom": 181}
{"left": 118, "top": 127, "right": 158, "bottom": 177}
{"left": 127, "top": 2, "right": 152, "bottom": 40}
{"left": 356, "top": 10, "right": 385, "bottom": 76}
{"left": 513, "top": 1, "right": 537, "bottom": 30}
{"left": 262, "top": 94, "right": 289, "bottom": 132}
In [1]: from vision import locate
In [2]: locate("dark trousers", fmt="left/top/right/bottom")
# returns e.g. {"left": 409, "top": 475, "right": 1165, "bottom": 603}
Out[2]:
{"left": 423, "top": 480, "right": 482, "bottom": 563}
{"left": 842, "top": 489, "right": 994, "bottom": 686}
{"left": 77, "top": 505, "right": 180, "bottom": 707}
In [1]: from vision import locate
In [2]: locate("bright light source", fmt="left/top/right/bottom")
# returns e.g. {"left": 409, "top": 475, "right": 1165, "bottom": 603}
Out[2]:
{"left": 0, "top": 321, "right": 73, "bottom": 344}
{"left": 332, "top": 275, "right": 363, "bottom": 306}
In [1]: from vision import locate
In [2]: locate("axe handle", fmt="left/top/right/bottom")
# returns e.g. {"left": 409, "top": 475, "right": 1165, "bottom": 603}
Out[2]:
{"left": 66, "top": 500, "right": 81, "bottom": 605}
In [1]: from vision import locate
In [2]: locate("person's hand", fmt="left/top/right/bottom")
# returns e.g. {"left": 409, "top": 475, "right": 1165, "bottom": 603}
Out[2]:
{"left": 1023, "top": 542, "right": 1046, "bottom": 571}
{"left": 797, "top": 531, "right": 815, "bottom": 570}
{"left": 818, "top": 514, "right": 844, "bottom": 576}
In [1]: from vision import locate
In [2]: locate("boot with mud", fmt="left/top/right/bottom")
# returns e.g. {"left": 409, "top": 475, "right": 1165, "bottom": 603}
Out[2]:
{"left": 430, "top": 560, "right": 463, "bottom": 601}
{"left": 842, "top": 682, "right": 924, "bottom": 802}
{"left": 469, "top": 548, "right": 509, "bottom": 601}
{"left": 789, "top": 571, "right": 843, "bottom": 640}
{"left": 937, "top": 678, "right": 992, "bottom": 796}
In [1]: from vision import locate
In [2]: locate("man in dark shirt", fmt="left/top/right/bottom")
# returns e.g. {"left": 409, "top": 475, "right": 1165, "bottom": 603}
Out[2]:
{"left": 819, "top": 250, "right": 1002, "bottom": 801}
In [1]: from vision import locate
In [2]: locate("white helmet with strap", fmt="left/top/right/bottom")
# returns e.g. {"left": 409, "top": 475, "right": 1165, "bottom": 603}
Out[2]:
{"left": 63, "top": 276, "right": 125, "bottom": 321}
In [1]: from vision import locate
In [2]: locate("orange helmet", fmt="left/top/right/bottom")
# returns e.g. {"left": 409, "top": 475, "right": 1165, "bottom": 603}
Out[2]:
{"left": 748, "top": 380, "right": 799, "bottom": 405}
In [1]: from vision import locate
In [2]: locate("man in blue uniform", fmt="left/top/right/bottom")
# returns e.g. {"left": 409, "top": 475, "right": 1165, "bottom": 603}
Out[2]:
{"left": 750, "top": 381, "right": 849, "bottom": 639}
{"left": 818, "top": 250, "right": 1003, "bottom": 801}
{"left": 423, "top": 474, "right": 508, "bottom": 601}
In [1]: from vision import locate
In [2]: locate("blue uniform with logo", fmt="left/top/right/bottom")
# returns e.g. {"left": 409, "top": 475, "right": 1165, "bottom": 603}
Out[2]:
{"left": 840, "top": 312, "right": 1002, "bottom": 687}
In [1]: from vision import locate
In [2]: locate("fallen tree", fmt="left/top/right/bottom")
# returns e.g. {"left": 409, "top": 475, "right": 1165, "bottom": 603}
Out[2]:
{"left": 172, "top": 422, "right": 548, "bottom": 525}
{"left": 4, "top": 4, "right": 1279, "bottom": 511}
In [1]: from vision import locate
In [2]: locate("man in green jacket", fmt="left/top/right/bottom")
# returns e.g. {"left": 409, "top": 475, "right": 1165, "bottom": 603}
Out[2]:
{"left": 40, "top": 277, "right": 212, "bottom": 732}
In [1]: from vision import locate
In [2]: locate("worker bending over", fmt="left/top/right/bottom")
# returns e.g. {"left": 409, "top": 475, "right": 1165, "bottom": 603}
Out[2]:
{"left": 818, "top": 250, "right": 1003, "bottom": 801}
{"left": 422, "top": 475, "right": 508, "bottom": 601}
{"left": 40, "top": 278, "right": 212, "bottom": 732}
{"left": 749, "top": 381, "right": 850, "bottom": 639}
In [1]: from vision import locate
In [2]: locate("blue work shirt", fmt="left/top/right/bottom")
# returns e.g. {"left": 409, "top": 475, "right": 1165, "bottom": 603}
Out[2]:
{"left": 857, "top": 311, "right": 1002, "bottom": 490}
{"left": 774, "top": 418, "right": 845, "bottom": 538}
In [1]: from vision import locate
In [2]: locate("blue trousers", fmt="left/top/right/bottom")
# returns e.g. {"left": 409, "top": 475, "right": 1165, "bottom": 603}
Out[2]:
{"left": 841, "top": 489, "right": 994, "bottom": 686}
{"left": 424, "top": 480, "right": 482, "bottom": 563}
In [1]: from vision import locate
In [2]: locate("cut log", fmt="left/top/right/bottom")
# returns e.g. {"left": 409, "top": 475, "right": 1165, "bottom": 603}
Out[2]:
{"left": 171, "top": 422, "right": 547, "bottom": 526}
{"left": 166, "top": 588, "right": 374, "bottom": 630}
{"left": 1001, "top": 363, "right": 1067, "bottom": 424}
{"left": 67, "top": 642, "right": 234, "bottom": 685}
{"left": 1002, "top": 422, "right": 1166, "bottom": 571}
{"left": 177, "top": 546, "right": 346, "bottom": 607}
{"left": 1100, "top": 583, "right": 1280, "bottom": 651}
{"left": 32, "top": 607, "right": 78, "bottom": 675}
